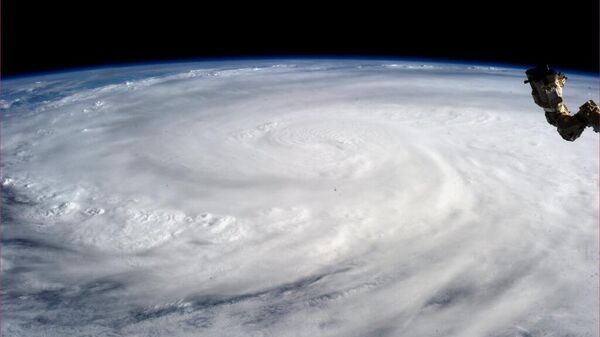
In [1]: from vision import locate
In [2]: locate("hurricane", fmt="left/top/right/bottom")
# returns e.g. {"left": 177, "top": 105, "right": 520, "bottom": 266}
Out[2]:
{"left": 2, "top": 60, "right": 598, "bottom": 337}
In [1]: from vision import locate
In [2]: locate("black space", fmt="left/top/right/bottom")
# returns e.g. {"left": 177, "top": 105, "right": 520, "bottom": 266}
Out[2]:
{"left": 2, "top": 1, "right": 599, "bottom": 77}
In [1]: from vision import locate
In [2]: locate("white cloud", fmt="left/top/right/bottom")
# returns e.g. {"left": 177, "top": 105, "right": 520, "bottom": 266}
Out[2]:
{"left": 2, "top": 60, "right": 598, "bottom": 337}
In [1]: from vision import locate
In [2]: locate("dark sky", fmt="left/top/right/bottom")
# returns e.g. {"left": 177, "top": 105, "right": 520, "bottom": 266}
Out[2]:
{"left": 2, "top": 1, "right": 599, "bottom": 77}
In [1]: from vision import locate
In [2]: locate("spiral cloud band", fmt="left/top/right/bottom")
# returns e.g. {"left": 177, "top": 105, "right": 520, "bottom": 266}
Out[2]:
{"left": 1, "top": 60, "right": 598, "bottom": 336}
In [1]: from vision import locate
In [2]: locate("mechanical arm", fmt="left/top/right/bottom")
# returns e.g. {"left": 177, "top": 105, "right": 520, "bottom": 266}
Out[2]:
{"left": 524, "top": 64, "right": 599, "bottom": 141}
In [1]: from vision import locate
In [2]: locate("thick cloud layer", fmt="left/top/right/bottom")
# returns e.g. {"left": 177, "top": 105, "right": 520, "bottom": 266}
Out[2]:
{"left": 1, "top": 60, "right": 598, "bottom": 337}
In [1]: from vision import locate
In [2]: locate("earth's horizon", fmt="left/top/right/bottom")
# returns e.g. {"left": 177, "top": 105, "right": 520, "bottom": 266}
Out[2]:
{"left": 2, "top": 59, "right": 598, "bottom": 337}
